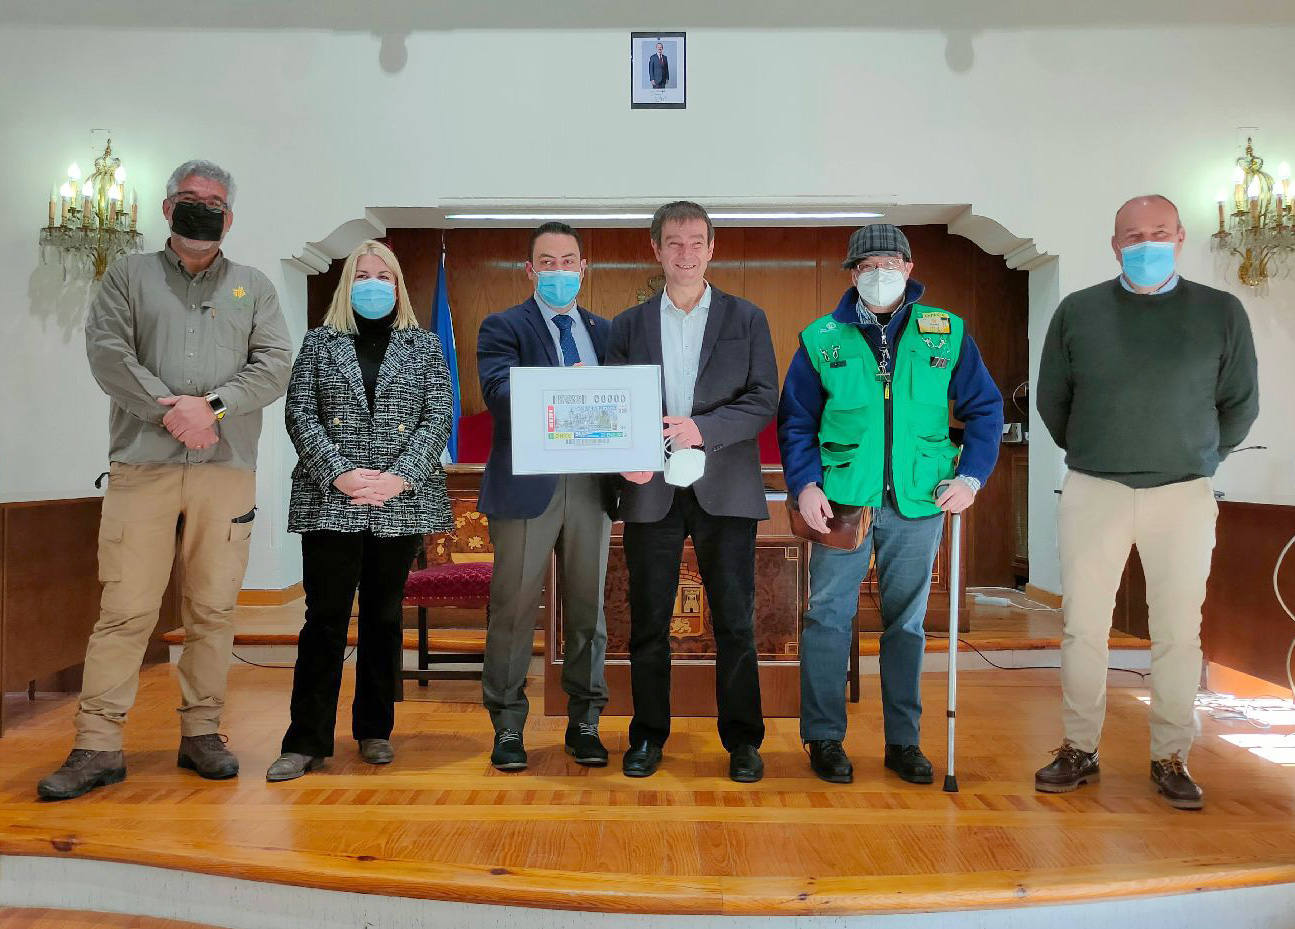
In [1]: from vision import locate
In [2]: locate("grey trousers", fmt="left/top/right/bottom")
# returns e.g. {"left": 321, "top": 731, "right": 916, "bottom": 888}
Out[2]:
{"left": 482, "top": 474, "right": 611, "bottom": 732}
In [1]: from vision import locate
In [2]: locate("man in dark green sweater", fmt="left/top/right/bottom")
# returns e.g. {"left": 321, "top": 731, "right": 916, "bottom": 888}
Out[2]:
{"left": 1034, "top": 194, "right": 1259, "bottom": 810}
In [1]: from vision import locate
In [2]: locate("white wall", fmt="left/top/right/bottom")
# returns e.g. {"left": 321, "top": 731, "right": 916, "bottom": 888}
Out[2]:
{"left": 1, "top": 10, "right": 1292, "bottom": 591}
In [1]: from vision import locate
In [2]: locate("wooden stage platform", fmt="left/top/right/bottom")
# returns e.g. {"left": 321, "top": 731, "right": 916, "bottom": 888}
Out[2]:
{"left": 2, "top": 658, "right": 1294, "bottom": 921}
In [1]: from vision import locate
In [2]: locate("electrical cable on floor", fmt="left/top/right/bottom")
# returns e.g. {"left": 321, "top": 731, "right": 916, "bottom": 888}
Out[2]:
{"left": 863, "top": 576, "right": 1147, "bottom": 679}
{"left": 232, "top": 646, "right": 355, "bottom": 670}
{"left": 924, "top": 630, "right": 1149, "bottom": 679}
{"left": 1193, "top": 691, "right": 1274, "bottom": 730}
{"left": 967, "top": 586, "right": 1060, "bottom": 612}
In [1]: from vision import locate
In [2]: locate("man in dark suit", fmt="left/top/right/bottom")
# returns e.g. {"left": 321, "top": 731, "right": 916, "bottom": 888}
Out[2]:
{"left": 607, "top": 201, "right": 777, "bottom": 783}
{"left": 649, "top": 41, "right": 670, "bottom": 89}
{"left": 477, "top": 222, "right": 616, "bottom": 772}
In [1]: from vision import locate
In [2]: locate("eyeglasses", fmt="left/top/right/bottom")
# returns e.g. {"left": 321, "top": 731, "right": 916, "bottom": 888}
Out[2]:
{"left": 854, "top": 258, "right": 906, "bottom": 272}
{"left": 171, "top": 192, "right": 229, "bottom": 212}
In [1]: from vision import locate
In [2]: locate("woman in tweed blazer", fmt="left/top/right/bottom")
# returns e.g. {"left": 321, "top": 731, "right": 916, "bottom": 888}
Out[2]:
{"left": 268, "top": 240, "right": 453, "bottom": 782}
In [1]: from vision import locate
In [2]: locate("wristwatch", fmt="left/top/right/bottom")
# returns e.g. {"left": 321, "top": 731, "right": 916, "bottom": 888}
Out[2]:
{"left": 400, "top": 478, "right": 413, "bottom": 494}
{"left": 204, "top": 392, "right": 227, "bottom": 421}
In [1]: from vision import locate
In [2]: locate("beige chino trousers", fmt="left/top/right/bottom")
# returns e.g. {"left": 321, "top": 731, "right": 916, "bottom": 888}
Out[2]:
{"left": 1058, "top": 471, "right": 1217, "bottom": 761}
{"left": 74, "top": 463, "right": 256, "bottom": 750}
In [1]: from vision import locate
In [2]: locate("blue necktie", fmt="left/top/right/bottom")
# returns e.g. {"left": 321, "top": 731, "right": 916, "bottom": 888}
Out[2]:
{"left": 552, "top": 314, "right": 581, "bottom": 367}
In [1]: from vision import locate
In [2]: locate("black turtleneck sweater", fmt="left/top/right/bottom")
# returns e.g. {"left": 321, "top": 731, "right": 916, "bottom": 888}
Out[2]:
{"left": 354, "top": 311, "right": 395, "bottom": 410}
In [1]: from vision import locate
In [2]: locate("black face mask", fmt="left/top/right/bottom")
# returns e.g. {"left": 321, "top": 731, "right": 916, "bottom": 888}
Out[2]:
{"left": 170, "top": 200, "right": 226, "bottom": 241}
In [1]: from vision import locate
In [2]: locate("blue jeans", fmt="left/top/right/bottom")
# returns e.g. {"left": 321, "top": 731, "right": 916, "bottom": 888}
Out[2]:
{"left": 800, "top": 502, "right": 944, "bottom": 744}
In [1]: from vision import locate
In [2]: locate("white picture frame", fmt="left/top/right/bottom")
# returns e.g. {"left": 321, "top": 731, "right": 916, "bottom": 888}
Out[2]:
{"left": 509, "top": 365, "right": 665, "bottom": 475}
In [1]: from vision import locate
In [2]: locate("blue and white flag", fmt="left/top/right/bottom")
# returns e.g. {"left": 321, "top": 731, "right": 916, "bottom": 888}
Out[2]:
{"left": 433, "top": 249, "right": 461, "bottom": 463}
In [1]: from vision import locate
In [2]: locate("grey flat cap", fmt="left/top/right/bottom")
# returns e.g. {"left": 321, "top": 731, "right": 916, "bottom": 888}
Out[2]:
{"left": 842, "top": 224, "right": 911, "bottom": 268}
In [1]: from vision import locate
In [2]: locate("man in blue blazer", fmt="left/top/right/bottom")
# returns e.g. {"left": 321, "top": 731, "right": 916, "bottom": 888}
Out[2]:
{"left": 477, "top": 222, "right": 616, "bottom": 772}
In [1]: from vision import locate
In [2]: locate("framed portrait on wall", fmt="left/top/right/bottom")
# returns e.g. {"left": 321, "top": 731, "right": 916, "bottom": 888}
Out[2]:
{"left": 630, "top": 31, "right": 686, "bottom": 109}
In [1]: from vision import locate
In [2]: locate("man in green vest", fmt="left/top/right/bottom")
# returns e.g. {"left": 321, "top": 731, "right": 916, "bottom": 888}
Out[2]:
{"left": 777, "top": 224, "right": 1003, "bottom": 784}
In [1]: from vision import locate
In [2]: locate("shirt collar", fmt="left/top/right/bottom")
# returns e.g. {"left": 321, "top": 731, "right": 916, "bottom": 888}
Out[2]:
{"left": 164, "top": 241, "right": 226, "bottom": 281}
{"left": 661, "top": 283, "right": 712, "bottom": 316}
{"left": 1119, "top": 273, "right": 1180, "bottom": 295}
{"left": 535, "top": 292, "right": 580, "bottom": 321}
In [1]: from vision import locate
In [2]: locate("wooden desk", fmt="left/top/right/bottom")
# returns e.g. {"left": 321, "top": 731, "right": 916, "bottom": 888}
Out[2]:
{"left": 0, "top": 496, "right": 180, "bottom": 737}
{"left": 545, "top": 468, "right": 967, "bottom": 718}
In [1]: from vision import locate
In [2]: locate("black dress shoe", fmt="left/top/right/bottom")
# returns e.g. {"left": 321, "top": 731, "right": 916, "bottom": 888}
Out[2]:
{"left": 729, "top": 745, "right": 764, "bottom": 783}
{"left": 565, "top": 722, "right": 609, "bottom": 767}
{"left": 1035, "top": 741, "right": 1100, "bottom": 793}
{"left": 622, "top": 740, "right": 663, "bottom": 778}
{"left": 884, "top": 744, "right": 934, "bottom": 784}
{"left": 490, "top": 729, "right": 527, "bottom": 771}
{"left": 806, "top": 739, "right": 854, "bottom": 784}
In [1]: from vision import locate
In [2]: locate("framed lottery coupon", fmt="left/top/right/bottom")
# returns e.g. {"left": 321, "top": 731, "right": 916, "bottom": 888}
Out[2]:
{"left": 509, "top": 365, "right": 664, "bottom": 475}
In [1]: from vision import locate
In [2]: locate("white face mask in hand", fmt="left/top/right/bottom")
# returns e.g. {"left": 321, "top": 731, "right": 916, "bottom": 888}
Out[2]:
{"left": 663, "top": 437, "right": 706, "bottom": 487}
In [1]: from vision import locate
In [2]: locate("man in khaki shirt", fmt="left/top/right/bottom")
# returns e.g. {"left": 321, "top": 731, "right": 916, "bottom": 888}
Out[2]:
{"left": 38, "top": 160, "right": 292, "bottom": 800}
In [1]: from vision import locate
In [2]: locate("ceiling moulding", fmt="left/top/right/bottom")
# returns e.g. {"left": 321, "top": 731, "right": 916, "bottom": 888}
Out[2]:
{"left": 947, "top": 208, "right": 1052, "bottom": 268}
{"left": 5, "top": 0, "right": 1294, "bottom": 31}
{"left": 291, "top": 201, "right": 1050, "bottom": 273}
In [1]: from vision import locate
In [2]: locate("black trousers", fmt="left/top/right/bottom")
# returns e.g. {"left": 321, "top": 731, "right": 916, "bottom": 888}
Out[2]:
{"left": 282, "top": 530, "right": 420, "bottom": 757}
{"left": 623, "top": 489, "right": 765, "bottom": 751}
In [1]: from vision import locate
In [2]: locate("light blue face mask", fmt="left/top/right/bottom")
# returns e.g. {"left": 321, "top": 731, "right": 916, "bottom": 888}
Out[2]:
{"left": 1120, "top": 242, "right": 1176, "bottom": 289}
{"left": 351, "top": 277, "right": 396, "bottom": 319}
{"left": 535, "top": 269, "right": 581, "bottom": 308}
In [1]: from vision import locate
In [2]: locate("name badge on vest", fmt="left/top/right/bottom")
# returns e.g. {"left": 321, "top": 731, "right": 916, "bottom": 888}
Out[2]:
{"left": 917, "top": 312, "right": 950, "bottom": 335}
{"left": 929, "top": 356, "right": 950, "bottom": 369}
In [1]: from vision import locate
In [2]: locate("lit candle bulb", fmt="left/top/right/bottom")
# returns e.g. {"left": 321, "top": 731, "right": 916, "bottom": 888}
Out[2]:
{"left": 113, "top": 165, "right": 125, "bottom": 185}
{"left": 48, "top": 187, "right": 56, "bottom": 227}
{"left": 68, "top": 162, "right": 81, "bottom": 183}
{"left": 58, "top": 182, "right": 72, "bottom": 225}
{"left": 1232, "top": 166, "right": 1245, "bottom": 210}
{"left": 1280, "top": 162, "right": 1292, "bottom": 201}
{"left": 1247, "top": 176, "right": 1260, "bottom": 228}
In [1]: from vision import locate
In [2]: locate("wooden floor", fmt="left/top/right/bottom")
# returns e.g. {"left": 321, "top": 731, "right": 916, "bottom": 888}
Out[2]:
{"left": 3, "top": 658, "right": 1293, "bottom": 917}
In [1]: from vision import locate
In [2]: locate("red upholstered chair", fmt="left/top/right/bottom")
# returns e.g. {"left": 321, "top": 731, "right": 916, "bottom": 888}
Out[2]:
{"left": 400, "top": 505, "right": 493, "bottom": 690}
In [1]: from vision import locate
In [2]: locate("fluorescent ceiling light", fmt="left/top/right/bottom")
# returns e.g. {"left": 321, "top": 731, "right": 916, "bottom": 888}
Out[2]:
{"left": 445, "top": 213, "right": 653, "bottom": 221}
{"left": 444, "top": 211, "right": 885, "bottom": 221}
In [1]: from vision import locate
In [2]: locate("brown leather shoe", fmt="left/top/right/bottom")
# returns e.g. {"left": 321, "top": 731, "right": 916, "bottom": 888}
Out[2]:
{"left": 177, "top": 733, "right": 239, "bottom": 780}
{"left": 37, "top": 749, "right": 126, "bottom": 800}
{"left": 1035, "top": 741, "right": 1100, "bottom": 793}
{"left": 1151, "top": 753, "right": 1204, "bottom": 810}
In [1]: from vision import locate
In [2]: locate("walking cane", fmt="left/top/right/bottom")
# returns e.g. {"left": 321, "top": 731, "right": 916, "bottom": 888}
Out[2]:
{"left": 937, "top": 481, "right": 963, "bottom": 793}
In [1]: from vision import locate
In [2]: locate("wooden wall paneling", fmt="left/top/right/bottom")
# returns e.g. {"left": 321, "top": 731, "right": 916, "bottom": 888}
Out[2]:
{"left": 386, "top": 228, "right": 441, "bottom": 330}
{"left": 741, "top": 227, "right": 822, "bottom": 384}
{"left": 304, "top": 258, "right": 343, "bottom": 331}
{"left": 2, "top": 500, "right": 102, "bottom": 700}
{"left": 1201, "top": 502, "right": 1295, "bottom": 688}
{"left": 964, "top": 234, "right": 1029, "bottom": 588}
{"left": 581, "top": 227, "right": 661, "bottom": 321}
{"left": 443, "top": 228, "right": 532, "bottom": 417}
{"left": 815, "top": 226, "right": 854, "bottom": 314}
{"left": 1112, "top": 549, "right": 1150, "bottom": 639}
{"left": 702, "top": 226, "right": 745, "bottom": 297}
